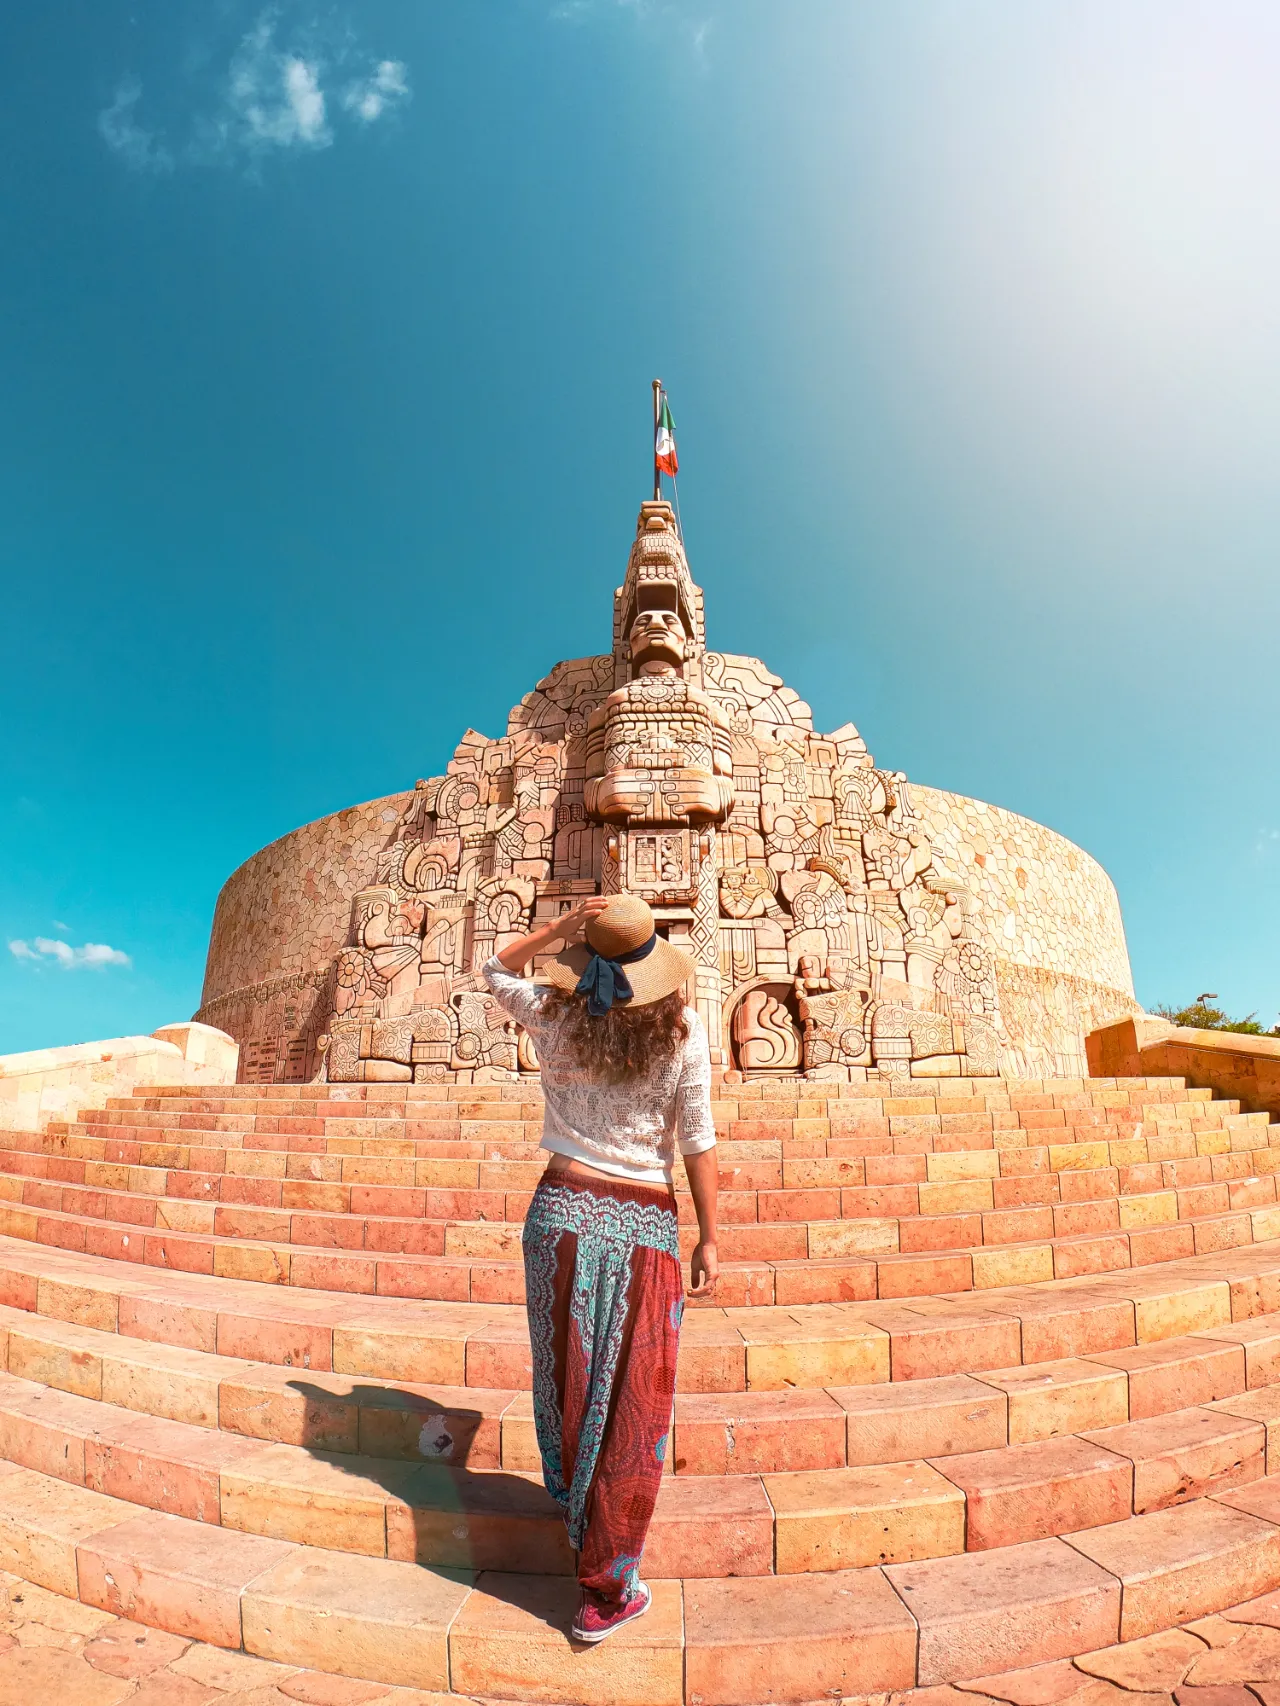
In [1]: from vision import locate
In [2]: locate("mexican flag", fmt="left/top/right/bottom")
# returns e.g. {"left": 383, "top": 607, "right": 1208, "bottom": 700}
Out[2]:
{"left": 655, "top": 396, "right": 678, "bottom": 477}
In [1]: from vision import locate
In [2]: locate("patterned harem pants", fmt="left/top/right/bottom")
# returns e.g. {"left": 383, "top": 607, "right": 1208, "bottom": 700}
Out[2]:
{"left": 522, "top": 1173, "right": 683, "bottom": 1609}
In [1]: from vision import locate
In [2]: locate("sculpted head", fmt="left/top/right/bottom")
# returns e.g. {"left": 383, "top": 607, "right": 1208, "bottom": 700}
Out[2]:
{"left": 628, "top": 607, "right": 687, "bottom": 675}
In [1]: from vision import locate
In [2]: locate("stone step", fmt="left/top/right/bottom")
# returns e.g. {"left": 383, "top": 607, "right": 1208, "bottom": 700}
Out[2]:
{"left": 71, "top": 1082, "right": 1235, "bottom": 1128}
{"left": 7, "top": 1153, "right": 1280, "bottom": 1282}
{"left": 5, "top": 1126, "right": 544, "bottom": 1165}
{"left": 9, "top": 1138, "right": 1280, "bottom": 1212}
{"left": 24, "top": 1562, "right": 1280, "bottom": 1706}
{"left": 7, "top": 1295, "right": 1280, "bottom": 1476}
{"left": 9, "top": 1456, "right": 1280, "bottom": 1695}
{"left": 10, "top": 1139, "right": 1280, "bottom": 1221}
{"left": 33, "top": 1117, "right": 1275, "bottom": 1179}
{"left": 10, "top": 1118, "right": 1276, "bottom": 1180}
{"left": 0, "top": 1368, "right": 767, "bottom": 1577}
{"left": 6, "top": 1067, "right": 1278, "bottom": 1698}
{"left": 5, "top": 1181, "right": 1280, "bottom": 1309}
{"left": 0, "top": 1361, "right": 1275, "bottom": 1573}
{"left": 5, "top": 1233, "right": 1280, "bottom": 1392}
{"left": 63, "top": 1096, "right": 1254, "bottom": 1145}
{"left": 106, "top": 1073, "right": 1207, "bottom": 1109}
{"left": 9, "top": 1139, "right": 1280, "bottom": 1203}
{"left": 13, "top": 1143, "right": 1274, "bottom": 1220}
{"left": 23, "top": 1088, "right": 1264, "bottom": 1136}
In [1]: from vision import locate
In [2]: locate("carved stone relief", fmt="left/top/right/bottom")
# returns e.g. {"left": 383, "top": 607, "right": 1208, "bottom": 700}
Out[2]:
{"left": 796, "top": 984, "right": 872, "bottom": 1076}
{"left": 731, "top": 985, "right": 802, "bottom": 1074}
{"left": 307, "top": 498, "right": 1012, "bottom": 1084}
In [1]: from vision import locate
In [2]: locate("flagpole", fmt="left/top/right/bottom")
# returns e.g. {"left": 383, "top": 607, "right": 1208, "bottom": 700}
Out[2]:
{"left": 652, "top": 378, "right": 662, "bottom": 501}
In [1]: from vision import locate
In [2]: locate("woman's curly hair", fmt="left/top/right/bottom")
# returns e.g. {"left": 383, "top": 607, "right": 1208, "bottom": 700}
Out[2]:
{"left": 539, "top": 987, "right": 690, "bottom": 1083}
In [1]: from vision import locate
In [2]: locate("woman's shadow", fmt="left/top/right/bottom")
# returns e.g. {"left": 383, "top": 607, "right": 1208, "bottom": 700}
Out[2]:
{"left": 286, "top": 1377, "right": 581, "bottom": 1632}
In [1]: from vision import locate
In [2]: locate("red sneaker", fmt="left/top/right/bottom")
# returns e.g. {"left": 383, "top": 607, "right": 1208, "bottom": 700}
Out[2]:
{"left": 571, "top": 1581, "right": 652, "bottom": 1644}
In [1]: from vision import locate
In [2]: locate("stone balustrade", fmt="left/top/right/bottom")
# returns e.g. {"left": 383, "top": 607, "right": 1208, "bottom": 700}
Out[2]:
{"left": 0, "top": 1023, "right": 238, "bottom": 1133}
{"left": 1090, "top": 1015, "right": 1280, "bottom": 1120}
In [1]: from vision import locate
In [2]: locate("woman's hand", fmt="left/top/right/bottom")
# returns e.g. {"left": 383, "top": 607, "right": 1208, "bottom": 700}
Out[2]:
{"left": 495, "top": 895, "right": 612, "bottom": 974}
{"left": 559, "top": 894, "right": 611, "bottom": 943}
{"left": 681, "top": 1150, "right": 719, "bottom": 1302}
{"left": 688, "top": 1240, "right": 718, "bottom": 1299}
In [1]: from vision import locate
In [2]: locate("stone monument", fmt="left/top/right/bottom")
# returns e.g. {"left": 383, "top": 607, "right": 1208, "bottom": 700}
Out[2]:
{"left": 197, "top": 496, "right": 1138, "bottom": 1082}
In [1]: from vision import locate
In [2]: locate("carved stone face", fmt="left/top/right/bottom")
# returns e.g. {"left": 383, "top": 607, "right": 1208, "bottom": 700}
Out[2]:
{"left": 628, "top": 609, "right": 687, "bottom": 672}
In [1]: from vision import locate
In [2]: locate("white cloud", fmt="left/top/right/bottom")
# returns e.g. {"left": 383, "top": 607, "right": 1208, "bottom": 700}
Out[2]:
{"left": 52, "top": 921, "right": 71, "bottom": 933}
{"left": 342, "top": 60, "right": 410, "bottom": 125}
{"left": 225, "top": 18, "right": 330, "bottom": 154}
{"left": 9, "top": 938, "right": 131, "bottom": 970}
{"left": 100, "top": 11, "right": 410, "bottom": 174}
{"left": 33, "top": 938, "right": 77, "bottom": 967}
{"left": 553, "top": 0, "right": 646, "bottom": 19}
{"left": 99, "top": 77, "right": 175, "bottom": 174}
{"left": 76, "top": 943, "right": 133, "bottom": 967}
{"left": 551, "top": 1, "right": 712, "bottom": 62}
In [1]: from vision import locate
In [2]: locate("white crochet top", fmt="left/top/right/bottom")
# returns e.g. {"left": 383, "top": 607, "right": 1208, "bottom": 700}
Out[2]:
{"left": 481, "top": 955, "right": 717, "bottom": 1184}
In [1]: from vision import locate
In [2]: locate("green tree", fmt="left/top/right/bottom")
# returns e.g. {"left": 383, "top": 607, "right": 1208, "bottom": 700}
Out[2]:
{"left": 1152, "top": 1000, "right": 1280, "bottom": 1037}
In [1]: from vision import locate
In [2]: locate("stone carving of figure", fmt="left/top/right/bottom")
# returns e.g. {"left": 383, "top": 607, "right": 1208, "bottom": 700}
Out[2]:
{"left": 333, "top": 891, "right": 424, "bottom": 1020}
{"left": 897, "top": 828, "right": 935, "bottom": 891}
{"left": 732, "top": 987, "right": 802, "bottom": 1073}
{"left": 834, "top": 763, "right": 889, "bottom": 833}
{"left": 846, "top": 890, "right": 877, "bottom": 993}
{"left": 782, "top": 870, "right": 844, "bottom": 933}
{"left": 853, "top": 890, "right": 907, "bottom": 992}
{"left": 719, "top": 865, "right": 777, "bottom": 920}
{"left": 794, "top": 954, "right": 835, "bottom": 999}
{"left": 364, "top": 895, "right": 424, "bottom": 981}
{"left": 473, "top": 875, "right": 537, "bottom": 966}
{"left": 582, "top": 609, "right": 733, "bottom": 827}
{"left": 860, "top": 825, "right": 899, "bottom": 891}
{"left": 782, "top": 868, "right": 852, "bottom": 982}
{"left": 494, "top": 762, "right": 555, "bottom": 877}
{"left": 418, "top": 904, "right": 467, "bottom": 1006}
{"left": 903, "top": 891, "right": 962, "bottom": 1002}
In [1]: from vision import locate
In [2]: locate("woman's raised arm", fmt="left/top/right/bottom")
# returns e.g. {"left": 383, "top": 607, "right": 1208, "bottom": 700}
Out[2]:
{"left": 495, "top": 894, "right": 611, "bottom": 973}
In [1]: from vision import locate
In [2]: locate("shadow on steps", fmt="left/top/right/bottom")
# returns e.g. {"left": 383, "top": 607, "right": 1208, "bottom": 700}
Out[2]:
{"left": 287, "top": 1379, "right": 575, "bottom": 1625}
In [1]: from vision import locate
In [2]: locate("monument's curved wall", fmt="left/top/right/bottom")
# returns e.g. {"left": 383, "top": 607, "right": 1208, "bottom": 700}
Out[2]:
{"left": 196, "top": 791, "right": 412, "bottom": 1082}
{"left": 908, "top": 785, "right": 1137, "bottom": 1076}
{"left": 197, "top": 779, "right": 1136, "bottom": 1083}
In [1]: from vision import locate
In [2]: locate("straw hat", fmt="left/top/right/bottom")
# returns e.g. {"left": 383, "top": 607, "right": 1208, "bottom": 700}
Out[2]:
{"left": 540, "top": 894, "right": 694, "bottom": 1010}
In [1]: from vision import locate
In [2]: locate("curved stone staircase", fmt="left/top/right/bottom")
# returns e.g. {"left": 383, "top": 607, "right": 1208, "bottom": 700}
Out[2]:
{"left": 1, "top": 1074, "right": 1280, "bottom": 1702}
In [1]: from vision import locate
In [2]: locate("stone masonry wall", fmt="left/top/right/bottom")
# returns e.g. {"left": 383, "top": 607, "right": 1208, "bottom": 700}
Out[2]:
{"left": 196, "top": 792, "right": 412, "bottom": 1081}
{"left": 196, "top": 778, "right": 1136, "bottom": 1083}
{"left": 910, "top": 784, "right": 1138, "bottom": 1074}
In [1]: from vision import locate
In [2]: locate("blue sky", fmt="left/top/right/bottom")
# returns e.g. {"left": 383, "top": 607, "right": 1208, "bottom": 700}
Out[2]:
{"left": 3, "top": 0, "right": 1279, "bottom": 1052}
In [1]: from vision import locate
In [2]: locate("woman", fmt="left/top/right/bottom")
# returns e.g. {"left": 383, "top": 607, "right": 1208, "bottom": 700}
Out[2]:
{"left": 482, "top": 892, "right": 719, "bottom": 1644}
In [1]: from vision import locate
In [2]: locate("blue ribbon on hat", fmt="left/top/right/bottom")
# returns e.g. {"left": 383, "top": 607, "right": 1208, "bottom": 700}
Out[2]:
{"left": 575, "top": 932, "right": 659, "bottom": 1017}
